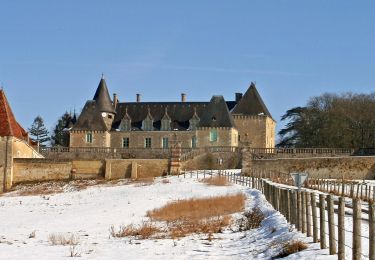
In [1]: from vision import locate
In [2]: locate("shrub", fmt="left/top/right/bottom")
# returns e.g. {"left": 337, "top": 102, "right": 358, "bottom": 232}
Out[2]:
{"left": 48, "top": 233, "right": 79, "bottom": 246}
{"left": 239, "top": 207, "right": 265, "bottom": 231}
{"left": 277, "top": 240, "right": 308, "bottom": 257}
{"left": 69, "top": 245, "right": 81, "bottom": 257}
{"left": 168, "top": 216, "right": 231, "bottom": 239}
{"left": 29, "top": 230, "right": 36, "bottom": 239}
{"left": 206, "top": 153, "right": 216, "bottom": 170}
{"left": 110, "top": 222, "right": 163, "bottom": 239}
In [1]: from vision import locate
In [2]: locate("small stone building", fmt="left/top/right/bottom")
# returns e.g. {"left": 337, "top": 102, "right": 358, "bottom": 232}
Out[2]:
{"left": 69, "top": 77, "right": 275, "bottom": 149}
{"left": 0, "top": 89, "right": 42, "bottom": 192}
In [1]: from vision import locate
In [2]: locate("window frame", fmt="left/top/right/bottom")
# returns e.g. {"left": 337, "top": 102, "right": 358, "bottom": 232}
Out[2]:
{"left": 122, "top": 137, "right": 130, "bottom": 148}
{"left": 162, "top": 137, "right": 169, "bottom": 149}
{"left": 145, "top": 137, "right": 152, "bottom": 148}
{"left": 209, "top": 129, "right": 218, "bottom": 142}
{"left": 86, "top": 132, "right": 93, "bottom": 143}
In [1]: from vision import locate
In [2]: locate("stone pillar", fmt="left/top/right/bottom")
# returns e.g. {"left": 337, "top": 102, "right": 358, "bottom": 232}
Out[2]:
{"left": 169, "top": 142, "right": 182, "bottom": 175}
{"left": 131, "top": 161, "right": 138, "bottom": 179}
{"left": 0, "top": 137, "right": 13, "bottom": 192}
{"left": 241, "top": 145, "right": 252, "bottom": 176}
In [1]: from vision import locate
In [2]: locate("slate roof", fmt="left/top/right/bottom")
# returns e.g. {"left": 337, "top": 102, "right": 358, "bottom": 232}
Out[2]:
{"left": 112, "top": 96, "right": 234, "bottom": 131}
{"left": 0, "top": 89, "right": 28, "bottom": 139}
{"left": 72, "top": 101, "right": 109, "bottom": 131}
{"left": 93, "top": 77, "right": 116, "bottom": 114}
{"left": 231, "top": 82, "right": 273, "bottom": 118}
{"left": 72, "top": 79, "right": 273, "bottom": 131}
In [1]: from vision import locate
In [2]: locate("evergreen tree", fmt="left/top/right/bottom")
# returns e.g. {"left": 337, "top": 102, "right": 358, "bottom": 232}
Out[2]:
{"left": 51, "top": 112, "right": 73, "bottom": 147}
{"left": 278, "top": 92, "right": 375, "bottom": 148}
{"left": 28, "top": 116, "right": 50, "bottom": 146}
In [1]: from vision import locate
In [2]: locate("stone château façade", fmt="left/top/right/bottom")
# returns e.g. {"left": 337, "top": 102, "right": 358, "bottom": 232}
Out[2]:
{"left": 68, "top": 77, "right": 276, "bottom": 149}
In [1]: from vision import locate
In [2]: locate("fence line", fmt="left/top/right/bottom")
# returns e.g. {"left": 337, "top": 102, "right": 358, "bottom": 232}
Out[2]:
{"left": 179, "top": 169, "right": 373, "bottom": 259}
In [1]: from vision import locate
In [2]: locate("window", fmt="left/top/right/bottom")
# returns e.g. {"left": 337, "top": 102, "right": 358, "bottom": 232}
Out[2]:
{"left": 120, "top": 119, "right": 131, "bottom": 131}
{"left": 145, "top": 137, "right": 152, "bottom": 148}
{"left": 191, "top": 136, "right": 197, "bottom": 148}
{"left": 86, "top": 132, "right": 93, "bottom": 143}
{"left": 209, "top": 129, "right": 217, "bottom": 142}
{"left": 162, "top": 137, "right": 169, "bottom": 149}
{"left": 122, "top": 137, "right": 129, "bottom": 148}
{"left": 161, "top": 119, "right": 171, "bottom": 131}
{"left": 142, "top": 119, "right": 153, "bottom": 131}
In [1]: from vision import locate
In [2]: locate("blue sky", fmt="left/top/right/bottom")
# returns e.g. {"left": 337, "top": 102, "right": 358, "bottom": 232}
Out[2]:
{"left": 1, "top": 1, "right": 374, "bottom": 137}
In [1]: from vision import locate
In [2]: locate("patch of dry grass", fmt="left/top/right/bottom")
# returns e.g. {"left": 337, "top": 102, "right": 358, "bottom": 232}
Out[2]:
{"left": 147, "top": 193, "right": 246, "bottom": 222}
{"left": 201, "top": 176, "right": 230, "bottom": 186}
{"left": 277, "top": 240, "right": 308, "bottom": 257}
{"left": 111, "top": 193, "right": 246, "bottom": 240}
{"left": 48, "top": 233, "right": 79, "bottom": 246}
{"left": 110, "top": 222, "right": 164, "bottom": 239}
{"left": 11, "top": 179, "right": 107, "bottom": 196}
{"left": 168, "top": 216, "right": 232, "bottom": 239}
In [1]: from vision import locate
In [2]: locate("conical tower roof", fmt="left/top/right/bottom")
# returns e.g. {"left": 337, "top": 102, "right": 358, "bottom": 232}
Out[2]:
{"left": 0, "top": 89, "right": 28, "bottom": 139}
{"left": 93, "top": 76, "right": 116, "bottom": 114}
{"left": 232, "top": 82, "right": 272, "bottom": 118}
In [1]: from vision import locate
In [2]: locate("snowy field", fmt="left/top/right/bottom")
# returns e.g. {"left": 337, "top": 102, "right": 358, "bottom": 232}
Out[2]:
{"left": 0, "top": 173, "right": 335, "bottom": 260}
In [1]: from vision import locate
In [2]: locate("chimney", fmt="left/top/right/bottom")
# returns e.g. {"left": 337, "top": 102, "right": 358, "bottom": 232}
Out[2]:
{"left": 136, "top": 94, "right": 141, "bottom": 103}
{"left": 113, "top": 93, "right": 118, "bottom": 109}
{"left": 235, "top": 93, "right": 243, "bottom": 102}
{"left": 181, "top": 93, "right": 186, "bottom": 102}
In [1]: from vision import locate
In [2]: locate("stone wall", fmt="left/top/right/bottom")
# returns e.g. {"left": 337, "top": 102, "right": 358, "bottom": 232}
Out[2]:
{"left": 105, "top": 159, "right": 169, "bottom": 179}
{"left": 233, "top": 115, "right": 275, "bottom": 148}
{"left": 70, "top": 127, "right": 238, "bottom": 149}
{"left": 0, "top": 137, "right": 12, "bottom": 192}
{"left": 70, "top": 131, "right": 110, "bottom": 148}
{"left": 13, "top": 159, "right": 73, "bottom": 184}
{"left": 181, "top": 151, "right": 242, "bottom": 170}
{"left": 12, "top": 137, "right": 43, "bottom": 158}
{"left": 249, "top": 156, "right": 375, "bottom": 180}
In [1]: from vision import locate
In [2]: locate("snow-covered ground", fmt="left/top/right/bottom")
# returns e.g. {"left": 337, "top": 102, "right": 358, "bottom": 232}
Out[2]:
{"left": 0, "top": 173, "right": 334, "bottom": 259}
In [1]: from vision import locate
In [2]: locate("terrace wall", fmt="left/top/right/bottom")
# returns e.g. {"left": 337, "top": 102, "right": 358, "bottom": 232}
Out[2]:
{"left": 248, "top": 156, "right": 375, "bottom": 179}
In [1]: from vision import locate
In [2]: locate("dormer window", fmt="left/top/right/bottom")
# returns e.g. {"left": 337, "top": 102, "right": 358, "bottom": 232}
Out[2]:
{"left": 120, "top": 118, "right": 131, "bottom": 131}
{"left": 119, "top": 108, "right": 131, "bottom": 131}
{"left": 161, "top": 107, "right": 171, "bottom": 131}
{"left": 142, "top": 106, "right": 154, "bottom": 131}
{"left": 189, "top": 107, "right": 200, "bottom": 130}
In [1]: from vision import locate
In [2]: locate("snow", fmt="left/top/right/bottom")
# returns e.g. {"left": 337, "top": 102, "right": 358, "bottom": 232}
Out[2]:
{"left": 0, "top": 173, "right": 334, "bottom": 259}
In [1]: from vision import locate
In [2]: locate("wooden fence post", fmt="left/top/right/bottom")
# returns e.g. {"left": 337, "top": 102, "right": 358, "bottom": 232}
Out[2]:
{"left": 306, "top": 192, "right": 312, "bottom": 237}
{"left": 319, "top": 194, "right": 327, "bottom": 249}
{"left": 302, "top": 192, "right": 306, "bottom": 233}
{"left": 353, "top": 198, "right": 362, "bottom": 260}
{"left": 311, "top": 193, "right": 318, "bottom": 243}
{"left": 297, "top": 191, "right": 302, "bottom": 231}
{"left": 327, "top": 195, "right": 337, "bottom": 255}
{"left": 291, "top": 191, "right": 297, "bottom": 226}
{"left": 285, "top": 189, "right": 290, "bottom": 222}
{"left": 369, "top": 201, "right": 375, "bottom": 260}
{"left": 338, "top": 197, "right": 345, "bottom": 260}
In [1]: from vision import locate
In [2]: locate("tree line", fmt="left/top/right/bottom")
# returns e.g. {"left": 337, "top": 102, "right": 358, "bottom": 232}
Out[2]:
{"left": 278, "top": 92, "right": 375, "bottom": 148}
{"left": 28, "top": 112, "right": 74, "bottom": 147}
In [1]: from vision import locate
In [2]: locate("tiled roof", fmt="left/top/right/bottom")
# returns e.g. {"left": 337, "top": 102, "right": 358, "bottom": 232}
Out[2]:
{"left": 0, "top": 89, "right": 28, "bottom": 139}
